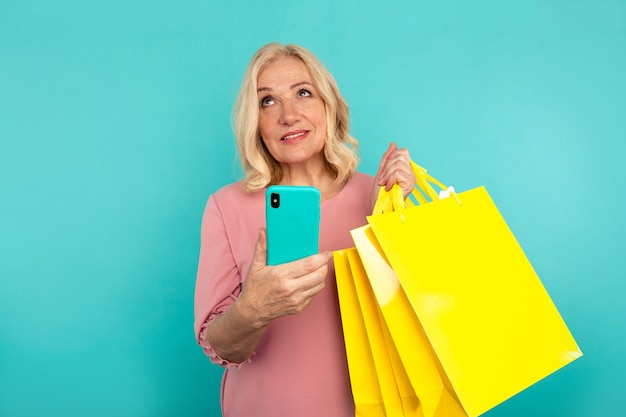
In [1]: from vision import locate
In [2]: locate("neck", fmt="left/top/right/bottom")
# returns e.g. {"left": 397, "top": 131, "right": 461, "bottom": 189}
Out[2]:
{"left": 279, "top": 160, "right": 343, "bottom": 201}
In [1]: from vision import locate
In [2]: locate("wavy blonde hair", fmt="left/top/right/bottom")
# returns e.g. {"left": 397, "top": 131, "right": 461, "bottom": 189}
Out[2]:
{"left": 233, "top": 43, "right": 359, "bottom": 191}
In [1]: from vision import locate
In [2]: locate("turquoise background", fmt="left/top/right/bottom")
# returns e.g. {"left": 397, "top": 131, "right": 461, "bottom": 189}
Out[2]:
{"left": 1, "top": 0, "right": 624, "bottom": 415}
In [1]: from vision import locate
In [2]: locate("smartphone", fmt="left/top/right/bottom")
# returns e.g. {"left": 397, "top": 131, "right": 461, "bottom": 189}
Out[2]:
{"left": 266, "top": 185, "right": 321, "bottom": 266}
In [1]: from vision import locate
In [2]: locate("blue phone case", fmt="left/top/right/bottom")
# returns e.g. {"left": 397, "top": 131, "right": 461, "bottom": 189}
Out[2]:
{"left": 266, "top": 185, "right": 321, "bottom": 265}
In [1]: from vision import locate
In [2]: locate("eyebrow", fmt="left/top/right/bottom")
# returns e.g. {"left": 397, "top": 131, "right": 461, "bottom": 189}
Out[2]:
{"left": 257, "top": 81, "right": 314, "bottom": 93}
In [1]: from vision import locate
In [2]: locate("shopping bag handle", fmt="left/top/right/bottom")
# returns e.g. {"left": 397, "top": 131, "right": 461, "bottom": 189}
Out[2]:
{"left": 373, "top": 160, "right": 460, "bottom": 220}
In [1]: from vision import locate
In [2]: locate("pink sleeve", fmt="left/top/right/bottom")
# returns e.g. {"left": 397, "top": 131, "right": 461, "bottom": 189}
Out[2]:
{"left": 193, "top": 194, "right": 252, "bottom": 367}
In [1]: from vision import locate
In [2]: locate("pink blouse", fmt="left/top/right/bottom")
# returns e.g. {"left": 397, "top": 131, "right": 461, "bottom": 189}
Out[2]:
{"left": 194, "top": 172, "right": 375, "bottom": 417}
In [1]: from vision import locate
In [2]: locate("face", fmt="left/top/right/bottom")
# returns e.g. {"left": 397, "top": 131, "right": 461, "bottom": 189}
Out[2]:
{"left": 257, "top": 57, "right": 327, "bottom": 169}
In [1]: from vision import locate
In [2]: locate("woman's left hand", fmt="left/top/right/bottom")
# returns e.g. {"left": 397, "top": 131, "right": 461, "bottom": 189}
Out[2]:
{"left": 372, "top": 142, "right": 416, "bottom": 207}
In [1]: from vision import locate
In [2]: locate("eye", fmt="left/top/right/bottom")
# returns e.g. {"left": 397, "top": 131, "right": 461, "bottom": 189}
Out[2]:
{"left": 260, "top": 96, "right": 275, "bottom": 107}
{"left": 297, "top": 89, "right": 312, "bottom": 98}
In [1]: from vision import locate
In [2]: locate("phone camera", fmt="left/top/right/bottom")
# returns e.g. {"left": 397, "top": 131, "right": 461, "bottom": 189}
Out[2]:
{"left": 270, "top": 192, "right": 280, "bottom": 208}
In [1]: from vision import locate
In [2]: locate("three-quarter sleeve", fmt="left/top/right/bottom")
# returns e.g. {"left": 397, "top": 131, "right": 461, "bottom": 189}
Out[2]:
{"left": 193, "top": 194, "right": 248, "bottom": 367}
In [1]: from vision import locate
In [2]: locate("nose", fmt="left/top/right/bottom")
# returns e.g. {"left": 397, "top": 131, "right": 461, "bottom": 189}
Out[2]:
{"left": 279, "top": 98, "right": 300, "bottom": 125}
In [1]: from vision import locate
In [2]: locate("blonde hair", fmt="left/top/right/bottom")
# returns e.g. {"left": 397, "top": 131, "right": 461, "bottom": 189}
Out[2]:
{"left": 233, "top": 43, "right": 359, "bottom": 191}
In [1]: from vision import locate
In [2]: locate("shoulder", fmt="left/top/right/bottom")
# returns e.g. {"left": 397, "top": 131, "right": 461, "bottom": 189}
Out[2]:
{"left": 209, "top": 181, "right": 264, "bottom": 208}
{"left": 202, "top": 181, "right": 264, "bottom": 225}
{"left": 352, "top": 171, "right": 375, "bottom": 184}
{"left": 212, "top": 181, "right": 255, "bottom": 199}
{"left": 345, "top": 172, "right": 376, "bottom": 192}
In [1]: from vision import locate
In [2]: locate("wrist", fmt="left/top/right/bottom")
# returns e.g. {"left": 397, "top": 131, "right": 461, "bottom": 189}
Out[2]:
{"left": 233, "top": 293, "right": 268, "bottom": 331}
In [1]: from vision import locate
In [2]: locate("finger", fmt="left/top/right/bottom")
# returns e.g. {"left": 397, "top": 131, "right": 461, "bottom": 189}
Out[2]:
{"left": 293, "top": 280, "right": 327, "bottom": 313}
{"left": 374, "top": 142, "right": 398, "bottom": 182}
{"left": 378, "top": 147, "right": 410, "bottom": 186}
{"left": 383, "top": 148, "right": 411, "bottom": 171}
{"left": 384, "top": 172, "right": 414, "bottom": 192}
{"left": 380, "top": 159, "right": 416, "bottom": 198}
{"left": 251, "top": 228, "right": 268, "bottom": 267}
{"left": 382, "top": 153, "right": 413, "bottom": 178}
{"left": 289, "top": 262, "right": 328, "bottom": 295}
{"left": 281, "top": 250, "right": 333, "bottom": 280}
{"left": 383, "top": 165, "right": 416, "bottom": 192}
{"left": 287, "top": 265, "right": 328, "bottom": 313}
{"left": 390, "top": 147, "right": 411, "bottom": 165}
{"left": 379, "top": 153, "right": 413, "bottom": 188}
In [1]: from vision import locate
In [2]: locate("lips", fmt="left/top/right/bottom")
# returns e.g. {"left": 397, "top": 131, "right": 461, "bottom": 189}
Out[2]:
{"left": 281, "top": 130, "right": 308, "bottom": 141}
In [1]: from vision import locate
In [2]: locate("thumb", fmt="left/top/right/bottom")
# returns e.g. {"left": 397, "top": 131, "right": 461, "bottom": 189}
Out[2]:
{"left": 252, "top": 228, "right": 268, "bottom": 267}
{"left": 375, "top": 142, "right": 398, "bottom": 181}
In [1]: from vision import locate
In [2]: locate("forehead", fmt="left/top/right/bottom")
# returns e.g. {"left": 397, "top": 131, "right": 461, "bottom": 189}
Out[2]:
{"left": 257, "top": 57, "right": 313, "bottom": 89}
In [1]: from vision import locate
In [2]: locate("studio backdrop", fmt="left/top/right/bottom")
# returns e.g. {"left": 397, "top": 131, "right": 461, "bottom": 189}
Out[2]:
{"left": 1, "top": 1, "right": 624, "bottom": 416}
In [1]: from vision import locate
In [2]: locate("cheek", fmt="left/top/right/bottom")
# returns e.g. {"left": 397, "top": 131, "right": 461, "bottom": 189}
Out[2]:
{"left": 258, "top": 114, "right": 272, "bottom": 140}
{"left": 314, "top": 108, "right": 327, "bottom": 135}
{"left": 305, "top": 102, "right": 327, "bottom": 128}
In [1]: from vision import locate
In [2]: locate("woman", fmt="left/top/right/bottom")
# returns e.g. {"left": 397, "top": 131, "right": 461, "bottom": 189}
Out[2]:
{"left": 194, "top": 43, "right": 416, "bottom": 417}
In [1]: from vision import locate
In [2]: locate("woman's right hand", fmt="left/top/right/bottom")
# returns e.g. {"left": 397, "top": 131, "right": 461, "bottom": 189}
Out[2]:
{"left": 204, "top": 228, "right": 330, "bottom": 364}
{"left": 237, "top": 228, "right": 332, "bottom": 330}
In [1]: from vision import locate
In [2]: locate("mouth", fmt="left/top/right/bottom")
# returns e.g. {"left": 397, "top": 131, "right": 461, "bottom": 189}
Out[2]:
{"left": 281, "top": 131, "right": 308, "bottom": 141}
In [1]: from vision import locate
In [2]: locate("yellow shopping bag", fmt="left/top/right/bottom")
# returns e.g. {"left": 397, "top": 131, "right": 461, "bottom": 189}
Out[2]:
{"left": 337, "top": 247, "right": 428, "bottom": 417}
{"left": 365, "top": 162, "right": 583, "bottom": 417}
{"left": 334, "top": 249, "right": 387, "bottom": 417}
{"left": 350, "top": 225, "right": 467, "bottom": 417}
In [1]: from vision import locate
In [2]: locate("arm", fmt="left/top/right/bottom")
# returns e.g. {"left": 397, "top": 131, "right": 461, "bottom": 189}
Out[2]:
{"left": 202, "top": 292, "right": 266, "bottom": 365}
{"left": 205, "top": 228, "right": 333, "bottom": 364}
